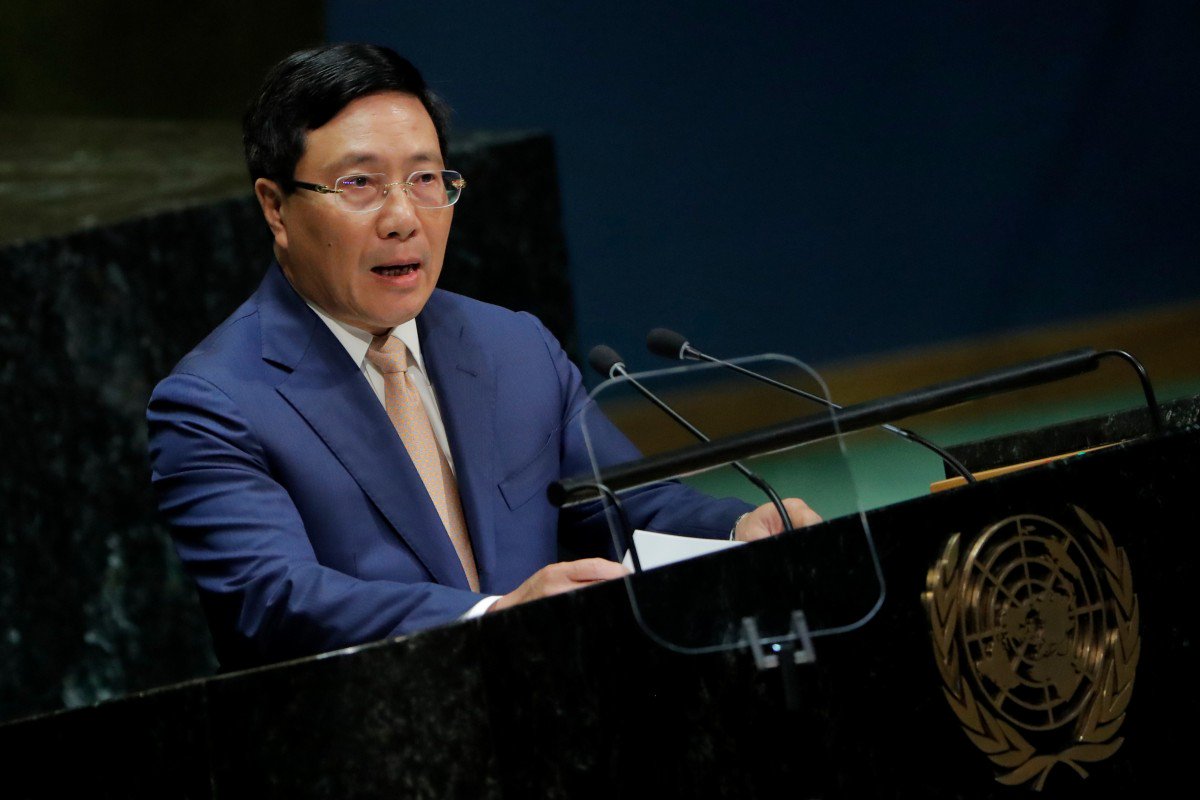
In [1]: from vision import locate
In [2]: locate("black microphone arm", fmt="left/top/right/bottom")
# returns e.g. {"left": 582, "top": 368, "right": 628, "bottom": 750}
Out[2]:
{"left": 551, "top": 347, "right": 1106, "bottom": 507}
{"left": 646, "top": 328, "right": 979, "bottom": 483}
{"left": 586, "top": 345, "right": 794, "bottom": 533}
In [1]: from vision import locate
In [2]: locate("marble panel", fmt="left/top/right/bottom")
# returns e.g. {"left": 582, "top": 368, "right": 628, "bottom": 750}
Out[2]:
{"left": 0, "top": 131, "right": 574, "bottom": 723}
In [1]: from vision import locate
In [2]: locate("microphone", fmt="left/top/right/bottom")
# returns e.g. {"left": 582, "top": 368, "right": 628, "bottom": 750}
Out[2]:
{"left": 645, "top": 328, "right": 977, "bottom": 484}
{"left": 588, "top": 345, "right": 626, "bottom": 381}
{"left": 586, "top": 344, "right": 794, "bottom": 532}
{"left": 647, "top": 328, "right": 692, "bottom": 361}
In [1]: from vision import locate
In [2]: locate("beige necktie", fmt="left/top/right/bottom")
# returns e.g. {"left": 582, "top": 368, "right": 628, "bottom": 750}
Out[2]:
{"left": 366, "top": 335, "right": 480, "bottom": 592}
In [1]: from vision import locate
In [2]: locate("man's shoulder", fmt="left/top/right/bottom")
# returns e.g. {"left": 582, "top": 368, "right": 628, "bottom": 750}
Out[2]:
{"left": 424, "top": 289, "right": 554, "bottom": 344}
{"left": 426, "top": 288, "right": 524, "bottom": 322}
{"left": 170, "top": 296, "right": 265, "bottom": 378}
{"left": 161, "top": 266, "right": 297, "bottom": 390}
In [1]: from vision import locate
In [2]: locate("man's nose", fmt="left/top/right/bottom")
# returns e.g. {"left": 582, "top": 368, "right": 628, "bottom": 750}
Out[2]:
{"left": 375, "top": 183, "right": 419, "bottom": 239}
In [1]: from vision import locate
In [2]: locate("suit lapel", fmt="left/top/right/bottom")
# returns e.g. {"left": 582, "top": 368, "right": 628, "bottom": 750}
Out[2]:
{"left": 418, "top": 292, "right": 498, "bottom": 588}
{"left": 256, "top": 266, "right": 472, "bottom": 590}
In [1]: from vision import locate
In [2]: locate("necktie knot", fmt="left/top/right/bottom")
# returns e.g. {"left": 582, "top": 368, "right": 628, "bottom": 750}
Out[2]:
{"left": 366, "top": 334, "right": 409, "bottom": 374}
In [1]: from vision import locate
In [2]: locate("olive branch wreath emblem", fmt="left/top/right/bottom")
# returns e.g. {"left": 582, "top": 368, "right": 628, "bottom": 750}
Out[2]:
{"left": 922, "top": 506, "right": 1139, "bottom": 791}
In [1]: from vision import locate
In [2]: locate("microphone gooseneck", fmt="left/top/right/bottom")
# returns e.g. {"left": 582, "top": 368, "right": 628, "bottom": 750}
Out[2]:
{"left": 645, "top": 329, "right": 978, "bottom": 485}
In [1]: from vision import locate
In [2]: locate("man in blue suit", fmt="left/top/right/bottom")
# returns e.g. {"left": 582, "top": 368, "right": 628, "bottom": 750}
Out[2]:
{"left": 148, "top": 44, "right": 816, "bottom": 669}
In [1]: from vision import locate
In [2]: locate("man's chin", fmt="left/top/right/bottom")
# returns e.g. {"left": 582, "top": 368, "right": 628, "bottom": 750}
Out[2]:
{"left": 361, "top": 306, "right": 428, "bottom": 334}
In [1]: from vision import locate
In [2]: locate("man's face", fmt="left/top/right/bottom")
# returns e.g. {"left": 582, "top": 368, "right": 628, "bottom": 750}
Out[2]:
{"left": 258, "top": 91, "right": 452, "bottom": 334}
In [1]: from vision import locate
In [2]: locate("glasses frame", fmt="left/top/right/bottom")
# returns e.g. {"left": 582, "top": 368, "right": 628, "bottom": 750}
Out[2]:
{"left": 291, "top": 170, "right": 466, "bottom": 212}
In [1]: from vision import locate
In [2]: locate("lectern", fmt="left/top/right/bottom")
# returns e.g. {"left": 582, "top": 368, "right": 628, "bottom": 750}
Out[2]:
{"left": 2, "top": 393, "right": 1195, "bottom": 798}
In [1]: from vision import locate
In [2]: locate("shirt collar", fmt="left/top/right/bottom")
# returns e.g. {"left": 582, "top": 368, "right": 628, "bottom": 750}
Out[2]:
{"left": 305, "top": 301, "right": 426, "bottom": 373}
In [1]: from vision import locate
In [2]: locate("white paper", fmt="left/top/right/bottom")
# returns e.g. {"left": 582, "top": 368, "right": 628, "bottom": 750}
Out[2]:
{"left": 621, "top": 529, "right": 744, "bottom": 572}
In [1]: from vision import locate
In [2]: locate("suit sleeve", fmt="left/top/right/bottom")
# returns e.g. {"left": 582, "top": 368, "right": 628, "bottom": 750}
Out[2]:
{"left": 521, "top": 314, "right": 753, "bottom": 542}
{"left": 147, "top": 371, "right": 481, "bottom": 668}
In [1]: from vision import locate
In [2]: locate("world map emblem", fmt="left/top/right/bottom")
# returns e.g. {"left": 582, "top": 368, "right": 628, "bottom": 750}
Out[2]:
{"left": 923, "top": 507, "right": 1139, "bottom": 790}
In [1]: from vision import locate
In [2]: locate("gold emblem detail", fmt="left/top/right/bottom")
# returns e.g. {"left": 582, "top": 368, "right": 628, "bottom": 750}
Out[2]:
{"left": 923, "top": 507, "right": 1139, "bottom": 790}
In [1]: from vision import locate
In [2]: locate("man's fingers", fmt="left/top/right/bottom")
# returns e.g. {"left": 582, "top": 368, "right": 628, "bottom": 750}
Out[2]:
{"left": 490, "top": 559, "right": 630, "bottom": 612}
{"left": 735, "top": 497, "right": 822, "bottom": 541}
{"left": 561, "top": 558, "right": 630, "bottom": 583}
{"left": 783, "top": 498, "right": 822, "bottom": 528}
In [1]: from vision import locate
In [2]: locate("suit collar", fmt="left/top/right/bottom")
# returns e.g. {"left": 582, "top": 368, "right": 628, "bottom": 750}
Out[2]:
{"left": 257, "top": 264, "right": 432, "bottom": 372}
{"left": 255, "top": 263, "right": 318, "bottom": 372}
{"left": 305, "top": 303, "right": 429, "bottom": 378}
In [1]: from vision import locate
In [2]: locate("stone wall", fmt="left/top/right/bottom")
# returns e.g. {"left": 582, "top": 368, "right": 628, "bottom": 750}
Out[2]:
{"left": 0, "top": 130, "right": 574, "bottom": 722}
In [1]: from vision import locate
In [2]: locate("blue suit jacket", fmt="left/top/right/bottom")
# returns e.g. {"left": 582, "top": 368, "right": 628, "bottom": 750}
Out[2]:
{"left": 148, "top": 265, "right": 749, "bottom": 668}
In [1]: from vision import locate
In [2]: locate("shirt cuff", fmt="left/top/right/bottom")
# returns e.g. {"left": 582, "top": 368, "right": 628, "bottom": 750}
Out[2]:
{"left": 731, "top": 512, "right": 750, "bottom": 541}
{"left": 462, "top": 595, "right": 502, "bottom": 619}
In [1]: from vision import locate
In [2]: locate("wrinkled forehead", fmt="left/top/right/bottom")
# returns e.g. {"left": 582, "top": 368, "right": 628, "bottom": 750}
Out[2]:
{"left": 300, "top": 92, "right": 444, "bottom": 176}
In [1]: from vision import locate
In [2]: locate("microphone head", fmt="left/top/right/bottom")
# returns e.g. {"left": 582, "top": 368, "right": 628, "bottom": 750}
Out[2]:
{"left": 646, "top": 328, "right": 689, "bottom": 360}
{"left": 587, "top": 345, "right": 625, "bottom": 378}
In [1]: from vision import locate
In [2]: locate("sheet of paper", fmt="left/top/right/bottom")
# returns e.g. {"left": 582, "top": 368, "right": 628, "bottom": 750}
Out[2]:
{"left": 621, "top": 529, "right": 744, "bottom": 572}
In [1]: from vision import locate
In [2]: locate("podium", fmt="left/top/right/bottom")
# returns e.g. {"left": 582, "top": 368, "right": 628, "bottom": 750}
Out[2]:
{"left": 2, "top": 407, "right": 1196, "bottom": 798}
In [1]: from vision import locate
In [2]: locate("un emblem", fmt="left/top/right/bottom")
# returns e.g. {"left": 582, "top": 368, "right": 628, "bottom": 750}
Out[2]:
{"left": 923, "top": 507, "right": 1139, "bottom": 790}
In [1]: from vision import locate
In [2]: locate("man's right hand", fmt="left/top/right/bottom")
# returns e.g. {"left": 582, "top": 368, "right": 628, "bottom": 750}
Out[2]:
{"left": 488, "top": 558, "right": 630, "bottom": 613}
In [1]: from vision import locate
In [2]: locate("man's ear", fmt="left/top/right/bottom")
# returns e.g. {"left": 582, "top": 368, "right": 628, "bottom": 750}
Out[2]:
{"left": 254, "top": 178, "right": 288, "bottom": 250}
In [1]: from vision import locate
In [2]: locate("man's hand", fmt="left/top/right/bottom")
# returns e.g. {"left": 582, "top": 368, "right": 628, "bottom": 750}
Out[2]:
{"left": 734, "top": 498, "right": 821, "bottom": 542}
{"left": 489, "top": 558, "right": 630, "bottom": 613}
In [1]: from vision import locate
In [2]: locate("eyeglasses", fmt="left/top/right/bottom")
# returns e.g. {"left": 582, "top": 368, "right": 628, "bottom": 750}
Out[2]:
{"left": 291, "top": 170, "right": 466, "bottom": 212}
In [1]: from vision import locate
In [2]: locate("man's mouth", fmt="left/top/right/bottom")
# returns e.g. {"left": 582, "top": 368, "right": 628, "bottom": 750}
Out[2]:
{"left": 372, "top": 263, "right": 419, "bottom": 277}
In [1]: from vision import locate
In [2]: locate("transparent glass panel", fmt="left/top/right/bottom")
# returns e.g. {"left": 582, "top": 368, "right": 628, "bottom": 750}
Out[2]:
{"left": 574, "top": 356, "right": 885, "bottom": 655}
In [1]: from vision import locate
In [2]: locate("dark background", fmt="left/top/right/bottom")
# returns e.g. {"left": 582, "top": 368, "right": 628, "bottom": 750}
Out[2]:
{"left": 326, "top": 0, "right": 1200, "bottom": 368}
{"left": 3, "top": 1, "right": 1196, "bottom": 369}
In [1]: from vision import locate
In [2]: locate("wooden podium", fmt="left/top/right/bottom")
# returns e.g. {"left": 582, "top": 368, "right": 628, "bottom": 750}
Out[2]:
{"left": 2, "top": 407, "right": 1195, "bottom": 798}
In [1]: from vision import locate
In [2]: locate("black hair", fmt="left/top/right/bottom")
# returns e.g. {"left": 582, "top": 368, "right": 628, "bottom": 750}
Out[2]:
{"left": 242, "top": 43, "right": 451, "bottom": 190}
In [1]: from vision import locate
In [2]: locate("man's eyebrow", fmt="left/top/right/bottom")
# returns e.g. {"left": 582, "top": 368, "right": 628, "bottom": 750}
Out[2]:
{"left": 324, "top": 151, "right": 443, "bottom": 174}
{"left": 326, "top": 152, "right": 382, "bottom": 172}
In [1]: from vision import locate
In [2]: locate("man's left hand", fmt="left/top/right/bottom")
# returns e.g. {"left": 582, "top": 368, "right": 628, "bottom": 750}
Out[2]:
{"left": 734, "top": 498, "right": 821, "bottom": 542}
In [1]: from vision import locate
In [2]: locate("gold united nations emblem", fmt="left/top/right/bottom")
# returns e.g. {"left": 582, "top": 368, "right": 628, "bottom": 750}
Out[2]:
{"left": 922, "top": 506, "right": 1139, "bottom": 791}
